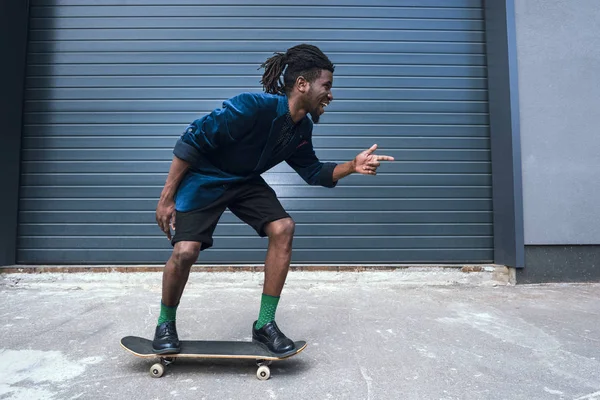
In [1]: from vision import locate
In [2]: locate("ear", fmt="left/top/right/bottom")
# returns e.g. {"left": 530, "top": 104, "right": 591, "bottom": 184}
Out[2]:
{"left": 295, "top": 76, "right": 309, "bottom": 93}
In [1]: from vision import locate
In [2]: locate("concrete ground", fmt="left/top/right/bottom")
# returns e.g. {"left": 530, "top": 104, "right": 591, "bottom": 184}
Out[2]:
{"left": 0, "top": 268, "right": 599, "bottom": 400}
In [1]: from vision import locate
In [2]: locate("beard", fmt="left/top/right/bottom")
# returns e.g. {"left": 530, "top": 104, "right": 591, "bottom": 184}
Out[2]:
{"left": 309, "top": 108, "right": 321, "bottom": 124}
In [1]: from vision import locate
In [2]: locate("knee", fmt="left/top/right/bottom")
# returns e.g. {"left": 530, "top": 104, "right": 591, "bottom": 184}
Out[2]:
{"left": 266, "top": 218, "right": 295, "bottom": 242}
{"left": 172, "top": 242, "right": 201, "bottom": 268}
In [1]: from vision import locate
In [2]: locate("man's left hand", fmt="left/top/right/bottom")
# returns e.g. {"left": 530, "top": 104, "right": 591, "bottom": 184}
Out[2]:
{"left": 353, "top": 144, "right": 394, "bottom": 175}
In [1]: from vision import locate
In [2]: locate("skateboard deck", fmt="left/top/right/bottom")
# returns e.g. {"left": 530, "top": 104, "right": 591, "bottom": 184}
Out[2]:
{"left": 120, "top": 336, "right": 307, "bottom": 380}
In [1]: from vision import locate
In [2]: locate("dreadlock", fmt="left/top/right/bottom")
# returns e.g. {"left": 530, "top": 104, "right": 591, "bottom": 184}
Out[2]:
{"left": 259, "top": 44, "right": 335, "bottom": 95}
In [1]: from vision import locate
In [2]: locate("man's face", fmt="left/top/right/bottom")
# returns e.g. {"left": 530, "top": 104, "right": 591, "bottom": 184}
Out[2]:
{"left": 305, "top": 70, "right": 334, "bottom": 124}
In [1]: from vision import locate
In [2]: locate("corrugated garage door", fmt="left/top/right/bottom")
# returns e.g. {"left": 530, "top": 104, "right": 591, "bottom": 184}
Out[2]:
{"left": 19, "top": 0, "right": 492, "bottom": 264}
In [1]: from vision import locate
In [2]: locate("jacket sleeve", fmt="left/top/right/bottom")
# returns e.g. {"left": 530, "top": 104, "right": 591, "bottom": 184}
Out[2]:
{"left": 173, "top": 93, "right": 258, "bottom": 164}
{"left": 286, "top": 139, "right": 338, "bottom": 188}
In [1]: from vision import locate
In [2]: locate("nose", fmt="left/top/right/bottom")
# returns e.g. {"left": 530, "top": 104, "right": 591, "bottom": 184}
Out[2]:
{"left": 327, "top": 91, "right": 334, "bottom": 102}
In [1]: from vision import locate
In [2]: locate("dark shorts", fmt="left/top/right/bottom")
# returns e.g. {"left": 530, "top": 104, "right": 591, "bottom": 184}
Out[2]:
{"left": 171, "top": 179, "right": 290, "bottom": 250}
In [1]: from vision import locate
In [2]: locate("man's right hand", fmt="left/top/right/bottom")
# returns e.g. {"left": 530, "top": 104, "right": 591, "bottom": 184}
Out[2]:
{"left": 156, "top": 198, "right": 176, "bottom": 241}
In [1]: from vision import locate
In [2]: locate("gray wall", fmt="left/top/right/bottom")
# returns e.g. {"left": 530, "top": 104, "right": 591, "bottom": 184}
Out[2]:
{"left": 514, "top": 0, "right": 600, "bottom": 245}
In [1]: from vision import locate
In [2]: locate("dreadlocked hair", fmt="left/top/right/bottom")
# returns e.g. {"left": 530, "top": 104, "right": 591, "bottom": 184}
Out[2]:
{"left": 259, "top": 44, "right": 335, "bottom": 95}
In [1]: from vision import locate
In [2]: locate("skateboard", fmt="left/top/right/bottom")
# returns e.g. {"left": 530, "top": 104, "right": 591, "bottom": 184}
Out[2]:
{"left": 120, "top": 336, "right": 307, "bottom": 380}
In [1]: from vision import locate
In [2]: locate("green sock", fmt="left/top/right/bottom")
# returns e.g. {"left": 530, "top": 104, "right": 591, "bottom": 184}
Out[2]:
{"left": 157, "top": 301, "right": 178, "bottom": 325}
{"left": 255, "top": 294, "right": 280, "bottom": 330}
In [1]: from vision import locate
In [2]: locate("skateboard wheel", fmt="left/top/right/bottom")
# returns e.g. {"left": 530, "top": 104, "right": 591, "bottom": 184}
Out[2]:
{"left": 150, "top": 363, "right": 165, "bottom": 378}
{"left": 256, "top": 365, "right": 270, "bottom": 381}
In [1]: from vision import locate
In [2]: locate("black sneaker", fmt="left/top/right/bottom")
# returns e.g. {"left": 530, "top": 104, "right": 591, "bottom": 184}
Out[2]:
{"left": 252, "top": 320, "right": 296, "bottom": 355}
{"left": 152, "top": 321, "right": 181, "bottom": 354}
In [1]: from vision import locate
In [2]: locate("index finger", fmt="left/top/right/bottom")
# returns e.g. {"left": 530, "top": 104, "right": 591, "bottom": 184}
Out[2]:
{"left": 375, "top": 155, "right": 395, "bottom": 161}
{"left": 170, "top": 213, "right": 176, "bottom": 231}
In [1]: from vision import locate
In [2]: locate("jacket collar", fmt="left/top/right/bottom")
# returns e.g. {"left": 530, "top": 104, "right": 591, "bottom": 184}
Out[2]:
{"left": 276, "top": 94, "right": 289, "bottom": 118}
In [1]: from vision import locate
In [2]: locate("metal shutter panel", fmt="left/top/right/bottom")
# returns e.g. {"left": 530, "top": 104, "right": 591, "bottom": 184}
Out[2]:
{"left": 19, "top": 0, "right": 492, "bottom": 264}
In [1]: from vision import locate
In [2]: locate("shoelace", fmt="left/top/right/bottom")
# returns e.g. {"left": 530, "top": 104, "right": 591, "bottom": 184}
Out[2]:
{"left": 160, "top": 323, "right": 177, "bottom": 337}
{"left": 263, "top": 323, "right": 287, "bottom": 340}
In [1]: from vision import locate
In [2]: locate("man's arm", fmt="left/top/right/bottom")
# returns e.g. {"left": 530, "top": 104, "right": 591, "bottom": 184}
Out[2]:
{"left": 285, "top": 141, "right": 338, "bottom": 188}
{"left": 156, "top": 156, "right": 190, "bottom": 240}
{"left": 333, "top": 144, "right": 394, "bottom": 182}
{"left": 332, "top": 160, "right": 356, "bottom": 182}
{"left": 288, "top": 142, "right": 393, "bottom": 186}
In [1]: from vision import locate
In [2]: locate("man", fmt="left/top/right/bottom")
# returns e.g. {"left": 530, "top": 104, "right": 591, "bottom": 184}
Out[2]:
{"left": 153, "top": 44, "right": 394, "bottom": 355}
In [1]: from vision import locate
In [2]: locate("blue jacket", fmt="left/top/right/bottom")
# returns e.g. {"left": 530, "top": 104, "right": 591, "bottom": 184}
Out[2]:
{"left": 173, "top": 92, "right": 338, "bottom": 212}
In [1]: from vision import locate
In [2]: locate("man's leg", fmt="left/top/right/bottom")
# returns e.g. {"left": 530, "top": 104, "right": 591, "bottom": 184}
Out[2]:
{"left": 254, "top": 218, "right": 295, "bottom": 330}
{"left": 262, "top": 217, "right": 295, "bottom": 297}
{"left": 161, "top": 241, "right": 202, "bottom": 307}
{"left": 153, "top": 241, "right": 201, "bottom": 354}
{"left": 251, "top": 217, "right": 297, "bottom": 354}
{"left": 152, "top": 187, "right": 227, "bottom": 353}
{"left": 227, "top": 180, "right": 297, "bottom": 354}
